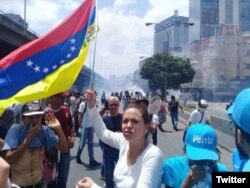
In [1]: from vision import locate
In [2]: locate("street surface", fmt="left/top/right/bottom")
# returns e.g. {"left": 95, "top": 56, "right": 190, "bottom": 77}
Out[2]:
{"left": 184, "top": 100, "right": 229, "bottom": 120}
{"left": 67, "top": 103, "right": 233, "bottom": 187}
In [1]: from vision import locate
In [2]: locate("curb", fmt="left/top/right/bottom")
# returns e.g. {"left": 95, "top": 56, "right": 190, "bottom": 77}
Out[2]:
{"left": 178, "top": 110, "right": 233, "bottom": 153}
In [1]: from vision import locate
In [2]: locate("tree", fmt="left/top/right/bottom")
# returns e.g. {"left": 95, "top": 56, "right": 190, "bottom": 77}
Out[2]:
{"left": 140, "top": 52, "right": 195, "bottom": 94}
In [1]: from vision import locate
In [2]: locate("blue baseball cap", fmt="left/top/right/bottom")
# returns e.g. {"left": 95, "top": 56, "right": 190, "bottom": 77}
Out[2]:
{"left": 226, "top": 88, "right": 250, "bottom": 134}
{"left": 185, "top": 124, "right": 218, "bottom": 161}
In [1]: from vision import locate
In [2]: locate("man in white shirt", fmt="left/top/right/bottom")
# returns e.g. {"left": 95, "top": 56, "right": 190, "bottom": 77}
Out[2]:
{"left": 188, "top": 99, "right": 210, "bottom": 126}
{"left": 183, "top": 99, "right": 210, "bottom": 150}
{"left": 76, "top": 96, "right": 100, "bottom": 167}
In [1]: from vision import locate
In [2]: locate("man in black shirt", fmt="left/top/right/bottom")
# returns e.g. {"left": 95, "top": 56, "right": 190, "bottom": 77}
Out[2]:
{"left": 102, "top": 96, "right": 122, "bottom": 188}
{"left": 168, "top": 95, "right": 183, "bottom": 131}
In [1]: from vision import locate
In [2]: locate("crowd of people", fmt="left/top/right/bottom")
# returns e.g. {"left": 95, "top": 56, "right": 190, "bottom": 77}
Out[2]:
{"left": 0, "top": 88, "right": 250, "bottom": 188}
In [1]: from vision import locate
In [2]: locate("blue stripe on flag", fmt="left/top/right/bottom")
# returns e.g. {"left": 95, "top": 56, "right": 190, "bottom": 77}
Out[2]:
{"left": 0, "top": 26, "right": 87, "bottom": 99}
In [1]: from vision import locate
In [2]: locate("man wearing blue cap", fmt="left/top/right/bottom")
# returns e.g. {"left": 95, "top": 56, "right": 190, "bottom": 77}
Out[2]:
{"left": 162, "top": 124, "right": 228, "bottom": 188}
{"left": 227, "top": 88, "right": 250, "bottom": 171}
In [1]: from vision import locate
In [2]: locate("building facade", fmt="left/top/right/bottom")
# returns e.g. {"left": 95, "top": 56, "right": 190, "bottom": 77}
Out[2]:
{"left": 189, "top": 0, "right": 219, "bottom": 43}
{"left": 187, "top": 0, "right": 250, "bottom": 99}
{"left": 239, "top": 0, "right": 250, "bottom": 32}
{"left": 219, "top": 0, "right": 250, "bottom": 32}
{"left": 153, "top": 10, "right": 190, "bottom": 57}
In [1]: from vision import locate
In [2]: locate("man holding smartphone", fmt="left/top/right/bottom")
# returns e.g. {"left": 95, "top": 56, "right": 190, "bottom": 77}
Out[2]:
{"left": 2, "top": 101, "right": 66, "bottom": 188}
{"left": 162, "top": 124, "right": 228, "bottom": 188}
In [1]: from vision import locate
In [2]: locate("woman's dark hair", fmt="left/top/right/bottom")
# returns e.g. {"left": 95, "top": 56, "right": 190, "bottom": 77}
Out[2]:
{"left": 124, "top": 104, "right": 150, "bottom": 125}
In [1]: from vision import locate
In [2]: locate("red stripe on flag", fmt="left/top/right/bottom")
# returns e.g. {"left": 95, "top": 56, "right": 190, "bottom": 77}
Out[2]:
{"left": 0, "top": 0, "right": 94, "bottom": 70}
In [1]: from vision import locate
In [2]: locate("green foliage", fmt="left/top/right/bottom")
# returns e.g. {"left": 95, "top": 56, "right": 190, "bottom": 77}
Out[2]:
{"left": 140, "top": 52, "right": 195, "bottom": 94}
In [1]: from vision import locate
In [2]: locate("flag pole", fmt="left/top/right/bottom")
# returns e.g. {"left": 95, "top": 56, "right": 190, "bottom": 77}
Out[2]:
{"left": 89, "top": 0, "right": 98, "bottom": 88}
{"left": 79, "top": 0, "right": 98, "bottom": 150}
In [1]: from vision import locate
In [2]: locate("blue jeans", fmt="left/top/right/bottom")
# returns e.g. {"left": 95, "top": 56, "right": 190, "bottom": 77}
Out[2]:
{"left": 170, "top": 112, "right": 179, "bottom": 129}
{"left": 99, "top": 140, "right": 105, "bottom": 177}
{"left": 103, "top": 146, "right": 119, "bottom": 188}
{"left": 76, "top": 127, "right": 94, "bottom": 162}
{"left": 57, "top": 151, "right": 70, "bottom": 188}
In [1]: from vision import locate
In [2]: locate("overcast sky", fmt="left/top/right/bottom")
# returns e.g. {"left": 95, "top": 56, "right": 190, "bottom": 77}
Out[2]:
{"left": 0, "top": 0, "right": 189, "bottom": 79}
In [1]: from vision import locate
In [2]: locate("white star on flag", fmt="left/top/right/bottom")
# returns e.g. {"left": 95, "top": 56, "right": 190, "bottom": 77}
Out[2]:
{"left": 60, "top": 60, "right": 65, "bottom": 64}
{"left": 43, "top": 67, "right": 49, "bottom": 73}
{"left": 70, "top": 46, "right": 76, "bottom": 51}
{"left": 34, "top": 65, "right": 40, "bottom": 72}
{"left": 66, "top": 53, "right": 72, "bottom": 58}
{"left": 70, "top": 38, "right": 76, "bottom": 44}
{"left": 26, "top": 60, "right": 33, "bottom": 67}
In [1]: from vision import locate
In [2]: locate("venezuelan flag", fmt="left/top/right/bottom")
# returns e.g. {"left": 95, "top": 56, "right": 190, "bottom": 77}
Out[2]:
{"left": 0, "top": 0, "right": 96, "bottom": 115}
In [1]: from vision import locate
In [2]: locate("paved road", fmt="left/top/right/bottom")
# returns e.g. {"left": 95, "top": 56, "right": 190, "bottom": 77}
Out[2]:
{"left": 184, "top": 100, "right": 230, "bottom": 120}
{"left": 66, "top": 112, "right": 232, "bottom": 188}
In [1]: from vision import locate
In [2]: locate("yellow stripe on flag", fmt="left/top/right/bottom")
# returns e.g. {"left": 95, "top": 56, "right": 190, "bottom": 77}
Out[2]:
{"left": 0, "top": 45, "right": 89, "bottom": 114}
